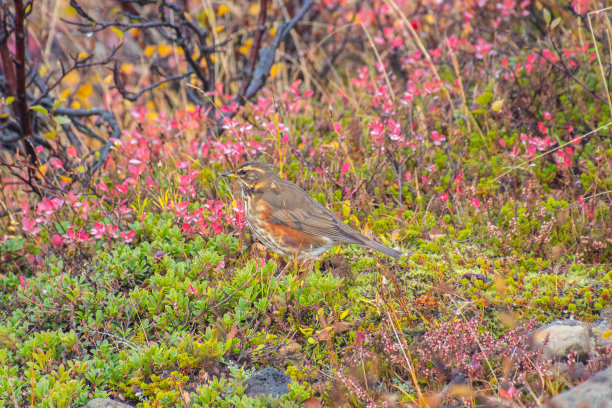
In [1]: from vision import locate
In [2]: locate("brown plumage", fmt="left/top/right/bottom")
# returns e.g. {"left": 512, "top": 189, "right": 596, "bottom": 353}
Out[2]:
{"left": 222, "top": 161, "right": 402, "bottom": 261}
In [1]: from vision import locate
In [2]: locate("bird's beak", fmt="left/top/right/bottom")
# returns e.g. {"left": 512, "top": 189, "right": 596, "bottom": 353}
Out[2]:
{"left": 221, "top": 170, "right": 237, "bottom": 178}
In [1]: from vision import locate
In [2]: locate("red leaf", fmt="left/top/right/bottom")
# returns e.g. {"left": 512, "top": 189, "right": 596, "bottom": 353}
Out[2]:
{"left": 499, "top": 388, "right": 512, "bottom": 401}
{"left": 341, "top": 162, "right": 350, "bottom": 174}
{"left": 66, "top": 146, "right": 77, "bottom": 158}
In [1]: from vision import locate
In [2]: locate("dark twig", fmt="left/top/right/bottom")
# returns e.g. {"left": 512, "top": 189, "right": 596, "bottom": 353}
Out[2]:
{"left": 209, "top": 0, "right": 313, "bottom": 138}
{"left": 114, "top": 63, "right": 195, "bottom": 102}
{"left": 239, "top": 0, "right": 269, "bottom": 97}
{"left": 12, "top": 0, "right": 40, "bottom": 194}
{"left": 54, "top": 107, "right": 121, "bottom": 183}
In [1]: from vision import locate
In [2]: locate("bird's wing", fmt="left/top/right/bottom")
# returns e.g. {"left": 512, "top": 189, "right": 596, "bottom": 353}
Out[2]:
{"left": 260, "top": 182, "right": 364, "bottom": 245}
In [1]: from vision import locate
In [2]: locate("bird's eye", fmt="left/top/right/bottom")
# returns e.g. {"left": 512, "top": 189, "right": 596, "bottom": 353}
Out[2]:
{"left": 237, "top": 170, "right": 247, "bottom": 176}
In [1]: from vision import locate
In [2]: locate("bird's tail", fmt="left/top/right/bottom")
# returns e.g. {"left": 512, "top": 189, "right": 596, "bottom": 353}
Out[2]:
{"left": 361, "top": 238, "right": 403, "bottom": 260}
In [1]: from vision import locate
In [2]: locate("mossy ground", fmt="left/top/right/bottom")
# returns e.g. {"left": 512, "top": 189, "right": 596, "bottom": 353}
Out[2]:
{"left": 1, "top": 1, "right": 612, "bottom": 407}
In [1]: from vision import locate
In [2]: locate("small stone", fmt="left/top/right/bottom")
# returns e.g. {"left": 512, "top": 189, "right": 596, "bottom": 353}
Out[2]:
{"left": 244, "top": 367, "right": 291, "bottom": 398}
{"left": 84, "top": 399, "right": 133, "bottom": 408}
{"left": 544, "top": 366, "right": 612, "bottom": 408}
{"left": 530, "top": 320, "right": 591, "bottom": 360}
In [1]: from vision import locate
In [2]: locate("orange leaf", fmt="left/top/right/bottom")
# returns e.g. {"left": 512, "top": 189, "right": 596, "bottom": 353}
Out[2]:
{"left": 76, "top": 83, "right": 93, "bottom": 100}
{"left": 158, "top": 43, "right": 172, "bottom": 58}
{"left": 144, "top": 45, "right": 157, "bottom": 58}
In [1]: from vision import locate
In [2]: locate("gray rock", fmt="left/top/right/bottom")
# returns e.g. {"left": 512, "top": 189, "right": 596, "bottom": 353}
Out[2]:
{"left": 600, "top": 306, "right": 612, "bottom": 321}
{"left": 531, "top": 320, "right": 591, "bottom": 360}
{"left": 84, "top": 399, "right": 132, "bottom": 408}
{"left": 592, "top": 309, "right": 612, "bottom": 349}
{"left": 545, "top": 365, "right": 612, "bottom": 408}
{"left": 244, "top": 367, "right": 291, "bottom": 398}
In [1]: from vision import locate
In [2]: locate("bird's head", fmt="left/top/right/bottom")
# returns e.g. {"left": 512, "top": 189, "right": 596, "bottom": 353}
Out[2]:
{"left": 221, "top": 161, "right": 276, "bottom": 192}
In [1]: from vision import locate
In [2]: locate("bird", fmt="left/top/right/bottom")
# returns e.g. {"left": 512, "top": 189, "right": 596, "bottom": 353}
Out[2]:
{"left": 221, "top": 161, "right": 402, "bottom": 261}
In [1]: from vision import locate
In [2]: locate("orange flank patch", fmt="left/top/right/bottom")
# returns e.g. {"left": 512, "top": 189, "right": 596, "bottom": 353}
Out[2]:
{"left": 255, "top": 200, "right": 327, "bottom": 255}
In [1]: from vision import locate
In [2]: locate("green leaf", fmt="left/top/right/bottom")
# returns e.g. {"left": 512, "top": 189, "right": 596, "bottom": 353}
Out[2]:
{"left": 30, "top": 105, "right": 48, "bottom": 115}
{"left": 471, "top": 109, "right": 488, "bottom": 114}
{"left": 475, "top": 92, "right": 492, "bottom": 106}
{"left": 543, "top": 9, "right": 551, "bottom": 25}
{"left": 110, "top": 26, "right": 123, "bottom": 39}
{"left": 53, "top": 99, "right": 65, "bottom": 109}
{"left": 54, "top": 115, "right": 71, "bottom": 125}
{"left": 550, "top": 17, "right": 561, "bottom": 30}
{"left": 491, "top": 100, "right": 504, "bottom": 111}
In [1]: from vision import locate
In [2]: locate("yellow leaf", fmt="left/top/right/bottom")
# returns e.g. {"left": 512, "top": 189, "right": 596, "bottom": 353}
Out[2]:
{"left": 71, "top": 101, "right": 81, "bottom": 109}
{"left": 603, "top": 330, "right": 612, "bottom": 339}
{"left": 64, "top": 70, "right": 80, "bottom": 87}
{"left": 43, "top": 130, "right": 57, "bottom": 140}
{"left": 60, "top": 88, "right": 72, "bottom": 99}
{"left": 424, "top": 14, "right": 435, "bottom": 25}
{"left": 5, "top": 96, "right": 14, "bottom": 105}
{"left": 491, "top": 100, "right": 504, "bottom": 111}
{"left": 239, "top": 38, "right": 253, "bottom": 55}
{"left": 269, "top": 27, "right": 277, "bottom": 36}
{"left": 144, "top": 45, "right": 157, "bottom": 58}
{"left": 248, "top": 3, "right": 260, "bottom": 15}
{"left": 38, "top": 164, "right": 48, "bottom": 177}
{"left": 110, "top": 26, "right": 123, "bottom": 39}
{"left": 59, "top": 175, "right": 72, "bottom": 183}
{"left": 121, "top": 63, "right": 134, "bottom": 75}
{"left": 76, "top": 83, "right": 93, "bottom": 99}
{"left": 158, "top": 43, "right": 172, "bottom": 58}
{"left": 39, "top": 65, "right": 48, "bottom": 77}
{"left": 216, "top": 25, "right": 224, "bottom": 33}
{"left": 76, "top": 166, "right": 86, "bottom": 173}
{"left": 65, "top": 6, "right": 77, "bottom": 17}
{"left": 270, "top": 64, "right": 281, "bottom": 78}
{"left": 103, "top": 74, "right": 113, "bottom": 84}
{"left": 77, "top": 52, "right": 88, "bottom": 60}
{"left": 217, "top": 5, "right": 230, "bottom": 16}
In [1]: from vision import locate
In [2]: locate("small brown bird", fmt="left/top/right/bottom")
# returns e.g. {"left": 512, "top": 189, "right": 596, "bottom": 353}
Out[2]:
{"left": 222, "top": 161, "right": 402, "bottom": 261}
